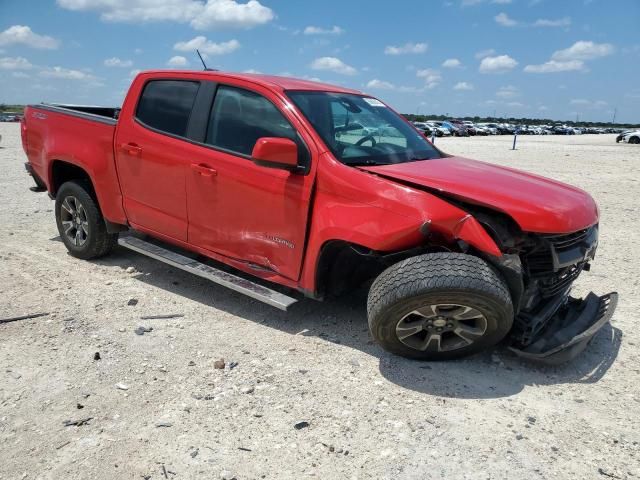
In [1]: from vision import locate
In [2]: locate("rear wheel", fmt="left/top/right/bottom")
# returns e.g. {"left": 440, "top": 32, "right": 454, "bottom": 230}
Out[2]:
{"left": 55, "top": 180, "right": 117, "bottom": 259}
{"left": 629, "top": 136, "right": 640, "bottom": 144}
{"left": 367, "top": 252, "right": 513, "bottom": 360}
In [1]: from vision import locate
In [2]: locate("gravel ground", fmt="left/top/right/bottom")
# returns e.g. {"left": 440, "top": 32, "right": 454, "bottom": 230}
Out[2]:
{"left": 1, "top": 123, "right": 638, "bottom": 480}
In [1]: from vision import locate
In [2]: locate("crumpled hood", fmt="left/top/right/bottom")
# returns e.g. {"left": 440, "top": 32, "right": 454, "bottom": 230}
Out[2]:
{"left": 360, "top": 156, "right": 598, "bottom": 234}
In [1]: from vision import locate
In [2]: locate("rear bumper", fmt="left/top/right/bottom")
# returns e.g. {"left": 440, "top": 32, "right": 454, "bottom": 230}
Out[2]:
{"left": 509, "top": 292, "right": 618, "bottom": 365}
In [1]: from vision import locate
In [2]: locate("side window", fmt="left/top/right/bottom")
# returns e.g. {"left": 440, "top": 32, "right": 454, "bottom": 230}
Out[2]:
{"left": 206, "top": 85, "right": 295, "bottom": 156}
{"left": 136, "top": 80, "right": 200, "bottom": 137}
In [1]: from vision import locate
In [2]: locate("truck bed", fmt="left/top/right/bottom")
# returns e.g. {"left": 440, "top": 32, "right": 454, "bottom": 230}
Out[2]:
{"left": 23, "top": 102, "right": 127, "bottom": 224}
{"left": 33, "top": 103, "right": 120, "bottom": 124}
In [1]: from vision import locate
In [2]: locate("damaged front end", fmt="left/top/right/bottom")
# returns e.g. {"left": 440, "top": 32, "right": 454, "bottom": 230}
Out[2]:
{"left": 488, "top": 224, "right": 617, "bottom": 364}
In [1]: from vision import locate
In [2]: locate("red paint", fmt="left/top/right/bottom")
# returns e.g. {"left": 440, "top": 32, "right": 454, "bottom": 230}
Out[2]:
{"left": 22, "top": 70, "right": 599, "bottom": 296}
{"left": 360, "top": 157, "right": 599, "bottom": 234}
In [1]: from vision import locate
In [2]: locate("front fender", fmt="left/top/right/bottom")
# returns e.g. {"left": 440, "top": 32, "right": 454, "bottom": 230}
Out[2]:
{"left": 298, "top": 154, "right": 501, "bottom": 292}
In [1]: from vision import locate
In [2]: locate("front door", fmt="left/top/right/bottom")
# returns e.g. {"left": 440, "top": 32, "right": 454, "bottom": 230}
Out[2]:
{"left": 115, "top": 79, "right": 200, "bottom": 242}
{"left": 186, "top": 83, "right": 316, "bottom": 281}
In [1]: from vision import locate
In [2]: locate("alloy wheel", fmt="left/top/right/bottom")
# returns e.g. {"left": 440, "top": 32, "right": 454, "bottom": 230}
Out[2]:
{"left": 395, "top": 304, "right": 488, "bottom": 352}
{"left": 60, "top": 196, "right": 89, "bottom": 247}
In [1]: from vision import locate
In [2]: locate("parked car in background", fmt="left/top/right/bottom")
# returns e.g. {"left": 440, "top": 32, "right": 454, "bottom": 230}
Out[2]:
{"left": 426, "top": 122, "right": 451, "bottom": 137}
{"left": 617, "top": 130, "right": 640, "bottom": 144}
{"left": 412, "top": 121, "right": 433, "bottom": 137}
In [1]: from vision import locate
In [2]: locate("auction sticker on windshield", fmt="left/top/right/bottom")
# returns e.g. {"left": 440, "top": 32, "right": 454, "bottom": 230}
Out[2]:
{"left": 363, "top": 97, "right": 385, "bottom": 107}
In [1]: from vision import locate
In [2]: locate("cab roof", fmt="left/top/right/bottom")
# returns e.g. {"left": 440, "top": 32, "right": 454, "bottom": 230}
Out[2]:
{"left": 143, "top": 70, "right": 363, "bottom": 95}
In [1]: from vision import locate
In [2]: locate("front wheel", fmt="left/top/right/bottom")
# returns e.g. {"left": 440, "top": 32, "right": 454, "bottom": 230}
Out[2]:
{"left": 629, "top": 136, "right": 640, "bottom": 144}
{"left": 55, "top": 180, "right": 118, "bottom": 260}
{"left": 367, "top": 253, "right": 514, "bottom": 360}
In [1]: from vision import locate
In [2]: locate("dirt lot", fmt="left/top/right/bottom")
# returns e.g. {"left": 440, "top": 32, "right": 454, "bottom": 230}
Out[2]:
{"left": 1, "top": 123, "right": 638, "bottom": 480}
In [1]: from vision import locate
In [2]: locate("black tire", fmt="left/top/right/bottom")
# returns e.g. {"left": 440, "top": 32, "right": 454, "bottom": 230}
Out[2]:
{"left": 367, "top": 252, "right": 513, "bottom": 360}
{"left": 55, "top": 180, "right": 117, "bottom": 260}
{"left": 629, "top": 136, "right": 640, "bottom": 144}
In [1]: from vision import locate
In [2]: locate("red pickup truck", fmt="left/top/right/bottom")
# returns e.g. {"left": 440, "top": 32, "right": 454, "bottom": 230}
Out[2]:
{"left": 21, "top": 70, "right": 616, "bottom": 363}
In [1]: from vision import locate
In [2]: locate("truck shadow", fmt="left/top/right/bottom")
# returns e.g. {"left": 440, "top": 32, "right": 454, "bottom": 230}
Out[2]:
{"left": 94, "top": 246, "right": 623, "bottom": 400}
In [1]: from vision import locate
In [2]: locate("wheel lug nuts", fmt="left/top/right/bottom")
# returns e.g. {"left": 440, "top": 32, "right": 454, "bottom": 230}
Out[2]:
{"left": 447, "top": 323, "right": 453, "bottom": 328}
{"left": 436, "top": 327, "right": 442, "bottom": 332}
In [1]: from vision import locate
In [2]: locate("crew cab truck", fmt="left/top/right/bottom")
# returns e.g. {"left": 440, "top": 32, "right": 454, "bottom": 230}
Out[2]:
{"left": 21, "top": 71, "right": 617, "bottom": 363}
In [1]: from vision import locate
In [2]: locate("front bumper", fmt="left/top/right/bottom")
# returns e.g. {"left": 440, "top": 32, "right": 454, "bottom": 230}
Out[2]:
{"left": 509, "top": 291, "right": 618, "bottom": 365}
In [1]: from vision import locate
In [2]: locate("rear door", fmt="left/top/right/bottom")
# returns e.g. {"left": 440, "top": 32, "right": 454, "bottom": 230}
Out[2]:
{"left": 115, "top": 79, "right": 200, "bottom": 241}
{"left": 185, "top": 81, "right": 317, "bottom": 281}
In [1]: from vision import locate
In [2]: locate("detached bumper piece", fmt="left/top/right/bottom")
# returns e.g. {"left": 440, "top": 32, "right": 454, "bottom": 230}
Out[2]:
{"left": 509, "top": 292, "right": 618, "bottom": 365}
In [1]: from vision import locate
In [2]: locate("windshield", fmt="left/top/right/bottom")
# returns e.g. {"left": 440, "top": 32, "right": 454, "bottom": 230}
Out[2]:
{"left": 286, "top": 91, "right": 441, "bottom": 166}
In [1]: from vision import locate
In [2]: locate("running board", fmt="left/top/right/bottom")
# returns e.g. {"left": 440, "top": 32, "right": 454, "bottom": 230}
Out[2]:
{"left": 117, "top": 236, "right": 298, "bottom": 311}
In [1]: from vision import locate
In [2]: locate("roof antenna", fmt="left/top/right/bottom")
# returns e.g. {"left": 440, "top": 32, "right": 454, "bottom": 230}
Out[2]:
{"left": 196, "top": 49, "right": 216, "bottom": 71}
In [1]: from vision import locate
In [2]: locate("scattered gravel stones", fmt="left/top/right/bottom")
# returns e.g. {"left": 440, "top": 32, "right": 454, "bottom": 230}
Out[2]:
{"left": 115, "top": 383, "right": 129, "bottom": 391}
{"left": 214, "top": 359, "right": 225, "bottom": 369}
{"left": 294, "top": 421, "right": 310, "bottom": 430}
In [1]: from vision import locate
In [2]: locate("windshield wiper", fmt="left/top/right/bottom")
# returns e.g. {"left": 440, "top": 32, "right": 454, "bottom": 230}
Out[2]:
{"left": 343, "top": 160, "right": 391, "bottom": 167}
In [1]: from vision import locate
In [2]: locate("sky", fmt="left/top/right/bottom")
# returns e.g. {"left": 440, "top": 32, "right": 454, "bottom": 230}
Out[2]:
{"left": 0, "top": 0, "right": 639, "bottom": 123}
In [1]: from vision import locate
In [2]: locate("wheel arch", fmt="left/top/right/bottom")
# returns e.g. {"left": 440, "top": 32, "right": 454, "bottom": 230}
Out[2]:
{"left": 49, "top": 159, "right": 95, "bottom": 197}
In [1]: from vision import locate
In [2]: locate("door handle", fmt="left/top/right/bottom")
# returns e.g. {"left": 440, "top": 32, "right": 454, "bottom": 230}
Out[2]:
{"left": 191, "top": 163, "right": 217, "bottom": 177}
{"left": 120, "top": 143, "right": 142, "bottom": 156}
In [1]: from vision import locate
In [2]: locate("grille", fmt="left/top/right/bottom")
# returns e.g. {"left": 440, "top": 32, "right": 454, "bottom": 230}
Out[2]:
{"left": 541, "top": 228, "right": 589, "bottom": 251}
{"left": 522, "top": 226, "right": 596, "bottom": 299}
{"left": 538, "top": 262, "right": 585, "bottom": 297}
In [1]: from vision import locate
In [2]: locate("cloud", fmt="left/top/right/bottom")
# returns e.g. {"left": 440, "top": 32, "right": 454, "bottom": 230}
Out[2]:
{"left": 492, "top": 0, "right": 512, "bottom": 3}
{"left": 505, "top": 101, "right": 524, "bottom": 108}
{"left": 442, "top": 58, "right": 462, "bottom": 68}
{"left": 11, "top": 71, "right": 30, "bottom": 79}
{"left": 0, "top": 56, "right": 33, "bottom": 70}
{"left": 57, "top": 0, "right": 274, "bottom": 30}
{"left": 40, "top": 66, "right": 97, "bottom": 81}
{"left": 453, "top": 82, "right": 474, "bottom": 90}
{"left": 366, "top": 79, "right": 395, "bottom": 90}
{"left": 570, "top": 98, "right": 608, "bottom": 108}
{"left": 0, "top": 25, "right": 59, "bottom": 49}
{"left": 416, "top": 68, "right": 441, "bottom": 88}
{"left": 479, "top": 54, "right": 518, "bottom": 73}
{"left": 104, "top": 57, "right": 133, "bottom": 67}
{"left": 523, "top": 40, "right": 613, "bottom": 74}
{"left": 475, "top": 48, "right": 496, "bottom": 59}
{"left": 167, "top": 55, "right": 189, "bottom": 67}
{"left": 496, "top": 85, "right": 519, "bottom": 98}
{"left": 192, "top": 0, "right": 274, "bottom": 30}
{"left": 174, "top": 36, "right": 240, "bottom": 55}
{"left": 523, "top": 59, "right": 585, "bottom": 73}
{"left": 303, "top": 26, "right": 344, "bottom": 35}
{"left": 365, "top": 79, "right": 424, "bottom": 93}
{"left": 384, "top": 42, "right": 428, "bottom": 55}
{"left": 310, "top": 56, "right": 357, "bottom": 75}
{"left": 494, "top": 12, "right": 518, "bottom": 27}
{"left": 551, "top": 40, "right": 614, "bottom": 61}
{"left": 533, "top": 17, "right": 571, "bottom": 27}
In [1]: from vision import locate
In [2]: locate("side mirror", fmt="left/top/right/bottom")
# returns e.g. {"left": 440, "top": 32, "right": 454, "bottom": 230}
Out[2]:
{"left": 251, "top": 137, "right": 298, "bottom": 172}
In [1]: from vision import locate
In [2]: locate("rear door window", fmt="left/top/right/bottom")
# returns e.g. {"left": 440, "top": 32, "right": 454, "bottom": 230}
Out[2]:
{"left": 136, "top": 80, "right": 200, "bottom": 137}
{"left": 205, "top": 85, "right": 295, "bottom": 156}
